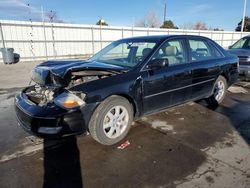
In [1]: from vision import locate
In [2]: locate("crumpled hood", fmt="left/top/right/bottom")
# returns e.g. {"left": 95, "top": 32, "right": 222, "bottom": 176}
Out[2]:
{"left": 37, "top": 59, "right": 128, "bottom": 77}
{"left": 227, "top": 49, "right": 250, "bottom": 57}
{"left": 31, "top": 59, "right": 128, "bottom": 87}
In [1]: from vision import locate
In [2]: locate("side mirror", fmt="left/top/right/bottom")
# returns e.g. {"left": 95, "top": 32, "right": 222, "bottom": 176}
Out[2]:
{"left": 228, "top": 45, "right": 232, "bottom": 49}
{"left": 147, "top": 59, "right": 168, "bottom": 70}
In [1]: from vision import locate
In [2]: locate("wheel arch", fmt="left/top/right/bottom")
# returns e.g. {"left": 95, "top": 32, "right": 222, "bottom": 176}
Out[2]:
{"left": 88, "top": 93, "right": 136, "bottom": 145}
{"left": 220, "top": 72, "right": 229, "bottom": 83}
{"left": 110, "top": 93, "right": 138, "bottom": 118}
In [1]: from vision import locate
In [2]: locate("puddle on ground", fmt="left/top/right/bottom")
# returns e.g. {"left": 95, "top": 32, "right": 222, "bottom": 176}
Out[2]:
{"left": 237, "top": 121, "right": 250, "bottom": 144}
{"left": 0, "top": 90, "right": 7, "bottom": 94}
{"left": 228, "top": 86, "right": 248, "bottom": 94}
{"left": 151, "top": 120, "right": 174, "bottom": 132}
{"left": 25, "top": 136, "right": 43, "bottom": 145}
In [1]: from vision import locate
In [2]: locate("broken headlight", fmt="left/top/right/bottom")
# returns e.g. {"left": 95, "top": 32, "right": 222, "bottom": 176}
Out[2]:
{"left": 54, "top": 91, "right": 86, "bottom": 109}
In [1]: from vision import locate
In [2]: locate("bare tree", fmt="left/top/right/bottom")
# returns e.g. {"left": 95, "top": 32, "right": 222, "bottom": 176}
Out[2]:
{"left": 45, "top": 10, "right": 64, "bottom": 23}
{"left": 134, "top": 18, "right": 147, "bottom": 27}
{"left": 180, "top": 21, "right": 208, "bottom": 30}
{"left": 193, "top": 21, "right": 208, "bottom": 30}
{"left": 180, "top": 22, "right": 195, "bottom": 30}
{"left": 146, "top": 10, "right": 161, "bottom": 28}
{"left": 134, "top": 10, "right": 161, "bottom": 28}
{"left": 181, "top": 22, "right": 223, "bottom": 31}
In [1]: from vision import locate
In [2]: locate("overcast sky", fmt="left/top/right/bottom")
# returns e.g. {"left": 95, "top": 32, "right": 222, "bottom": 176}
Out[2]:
{"left": 0, "top": 0, "right": 249, "bottom": 31}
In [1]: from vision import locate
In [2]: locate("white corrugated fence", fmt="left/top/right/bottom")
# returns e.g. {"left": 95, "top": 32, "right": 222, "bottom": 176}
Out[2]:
{"left": 0, "top": 19, "right": 249, "bottom": 63}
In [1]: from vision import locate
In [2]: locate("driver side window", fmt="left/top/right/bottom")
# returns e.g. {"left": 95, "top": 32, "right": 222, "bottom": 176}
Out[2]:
{"left": 152, "top": 39, "right": 187, "bottom": 66}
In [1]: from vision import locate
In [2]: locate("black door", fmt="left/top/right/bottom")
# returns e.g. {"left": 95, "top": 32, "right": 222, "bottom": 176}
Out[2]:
{"left": 141, "top": 38, "right": 192, "bottom": 114}
{"left": 187, "top": 38, "right": 222, "bottom": 99}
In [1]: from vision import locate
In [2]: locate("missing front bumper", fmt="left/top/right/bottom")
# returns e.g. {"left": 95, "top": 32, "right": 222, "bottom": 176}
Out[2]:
{"left": 14, "top": 92, "right": 86, "bottom": 138}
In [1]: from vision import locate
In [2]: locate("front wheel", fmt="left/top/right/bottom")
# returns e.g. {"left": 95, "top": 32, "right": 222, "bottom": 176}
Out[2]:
{"left": 88, "top": 96, "right": 133, "bottom": 145}
{"left": 207, "top": 76, "right": 227, "bottom": 107}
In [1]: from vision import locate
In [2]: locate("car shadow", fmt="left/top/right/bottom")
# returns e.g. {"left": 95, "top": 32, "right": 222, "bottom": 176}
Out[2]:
{"left": 198, "top": 92, "right": 250, "bottom": 145}
{"left": 43, "top": 136, "right": 83, "bottom": 188}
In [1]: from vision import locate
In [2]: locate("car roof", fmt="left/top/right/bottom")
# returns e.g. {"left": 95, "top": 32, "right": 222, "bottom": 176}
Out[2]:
{"left": 243, "top": 35, "right": 250, "bottom": 39}
{"left": 120, "top": 35, "right": 211, "bottom": 41}
{"left": 119, "top": 34, "right": 226, "bottom": 57}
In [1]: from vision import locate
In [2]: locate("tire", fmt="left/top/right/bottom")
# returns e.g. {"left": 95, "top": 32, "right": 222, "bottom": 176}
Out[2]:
{"left": 88, "top": 95, "right": 133, "bottom": 145}
{"left": 207, "top": 76, "right": 227, "bottom": 107}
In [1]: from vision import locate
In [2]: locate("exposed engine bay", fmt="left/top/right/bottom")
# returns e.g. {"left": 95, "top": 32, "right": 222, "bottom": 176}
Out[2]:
{"left": 67, "top": 70, "right": 111, "bottom": 88}
{"left": 24, "top": 59, "right": 127, "bottom": 106}
{"left": 26, "top": 69, "right": 116, "bottom": 106}
{"left": 25, "top": 85, "right": 57, "bottom": 106}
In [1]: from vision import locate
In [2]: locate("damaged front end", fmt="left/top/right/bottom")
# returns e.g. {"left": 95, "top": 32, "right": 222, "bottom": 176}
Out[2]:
{"left": 15, "top": 60, "right": 123, "bottom": 138}
{"left": 24, "top": 85, "right": 58, "bottom": 106}
{"left": 15, "top": 86, "right": 87, "bottom": 137}
{"left": 27, "top": 67, "right": 116, "bottom": 107}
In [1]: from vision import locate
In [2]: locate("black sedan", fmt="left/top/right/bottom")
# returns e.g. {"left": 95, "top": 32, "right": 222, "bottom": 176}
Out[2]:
{"left": 228, "top": 35, "right": 250, "bottom": 80}
{"left": 15, "top": 35, "right": 239, "bottom": 145}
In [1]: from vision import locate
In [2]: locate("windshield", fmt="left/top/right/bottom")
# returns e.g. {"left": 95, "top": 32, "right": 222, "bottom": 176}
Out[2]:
{"left": 90, "top": 39, "right": 158, "bottom": 68}
{"left": 231, "top": 38, "right": 250, "bottom": 49}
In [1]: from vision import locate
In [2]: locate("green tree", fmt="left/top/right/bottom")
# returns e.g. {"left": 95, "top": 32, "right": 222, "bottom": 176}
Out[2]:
{"left": 96, "top": 19, "right": 108, "bottom": 26}
{"left": 160, "top": 20, "right": 178, "bottom": 29}
{"left": 235, "top": 16, "right": 250, "bottom": 32}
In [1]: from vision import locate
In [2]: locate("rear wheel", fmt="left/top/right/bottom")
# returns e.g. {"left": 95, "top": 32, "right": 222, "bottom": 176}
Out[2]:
{"left": 207, "top": 76, "right": 227, "bottom": 107}
{"left": 89, "top": 95, "right": 133, "bottom": 145}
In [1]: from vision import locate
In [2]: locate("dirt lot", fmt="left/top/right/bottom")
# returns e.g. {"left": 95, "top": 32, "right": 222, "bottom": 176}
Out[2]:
{"left": 0, "top": 62, "right": 250, "bottom": 188}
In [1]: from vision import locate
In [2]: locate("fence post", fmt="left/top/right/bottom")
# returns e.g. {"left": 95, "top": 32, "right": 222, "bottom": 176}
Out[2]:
{"left": 41, "top": 6, "right": 48, "bottom": 60}
{"left": 42, "top": 22, "right": 48, "bottom": 60}
{"left": 0, "top": 22, "right": 5, "bottom": 48}
{"left": 51, "top": 23, "right": 56, "bottom": 59}
{"left": 221, "top": 32, "right": 224, "bottom": 47}
{"left": 29, "top": 20, "right": 35, "bottom": 61}
{"left": 121, "top": 28, "right": 124, "bottom": 56}
{"left": 91, "top": 26, "right": 95, "bottom": 55}
{"left": 231, "top": 32, "right": 234, "bottom": 45}
{"left": 99, "top": 24, "right": 102, "bottom": 49}
{"left": 122, "top": 27, "right": 124, "bottom": 38}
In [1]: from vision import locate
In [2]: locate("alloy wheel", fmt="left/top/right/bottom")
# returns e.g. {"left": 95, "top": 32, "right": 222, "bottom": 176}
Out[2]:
{"left": 103, "top": 105, "right": 129, "bottom": 139}
{"left": 214, "top": 80, "right": 225, "bottom": 102}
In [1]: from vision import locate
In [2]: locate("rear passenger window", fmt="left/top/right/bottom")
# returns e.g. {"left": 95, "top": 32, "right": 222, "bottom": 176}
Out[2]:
{"left": 188, "top": 39, "right": 221, "bottom": 62}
